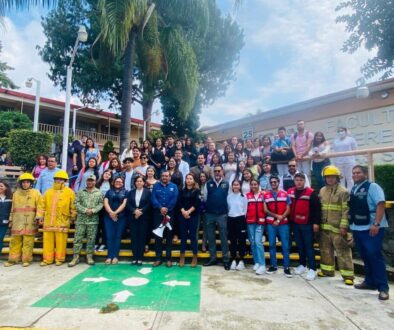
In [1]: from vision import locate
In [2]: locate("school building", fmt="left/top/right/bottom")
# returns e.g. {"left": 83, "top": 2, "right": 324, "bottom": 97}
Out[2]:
{"left": 0, "top": 88, "right": 160, "bottom": 150}
{"left": 201, "top": 78, "right": 394, "bottom": 164}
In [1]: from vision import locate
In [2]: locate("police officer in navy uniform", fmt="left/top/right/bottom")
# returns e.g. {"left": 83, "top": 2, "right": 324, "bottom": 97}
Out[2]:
{"left": 350, "top": 165, "right": 389, "bottom": 300}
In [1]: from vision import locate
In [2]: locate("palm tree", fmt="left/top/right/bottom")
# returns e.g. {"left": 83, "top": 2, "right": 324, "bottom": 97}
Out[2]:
{"left": 134, "top": 0, "right": 207, "bottom": 135}
{"left": 97, "top": 0, "right": 208, "bottom": 151}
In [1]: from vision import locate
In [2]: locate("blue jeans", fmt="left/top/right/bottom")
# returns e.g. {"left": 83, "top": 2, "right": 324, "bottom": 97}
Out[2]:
{"left": 247, "top": 224, "right": 265, "bottom": 266}
{"left": 0, "top": 226, "right": 8, "bottom": 253}
{"left": 353, "top": 229, "right": 389, "bottom": 292}
{"left": 292, "top": 224, "right": 316, "bottom": 270}
{"left": 104, "top": 215, "right": 126, "bottom": 259}
{"left": 267, "top": 224, "right": 290, "bottom": 268}
{"left": 206, "top": 213, "right": 230, "bottom": 263}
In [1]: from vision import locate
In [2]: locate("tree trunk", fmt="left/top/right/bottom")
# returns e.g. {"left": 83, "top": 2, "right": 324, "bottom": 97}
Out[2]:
{"left": 120, "top": 29, "right": 137, "bottom": 153}
{"left": 142, "top": 97, "right": 154, "bottom": 138}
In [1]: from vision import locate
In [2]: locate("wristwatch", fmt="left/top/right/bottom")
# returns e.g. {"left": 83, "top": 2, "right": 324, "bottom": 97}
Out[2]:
{"left": 372, "top": 222, "right": 380, "bottom": 227}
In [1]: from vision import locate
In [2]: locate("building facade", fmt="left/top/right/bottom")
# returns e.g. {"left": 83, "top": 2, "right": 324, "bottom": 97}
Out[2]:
{"left": 202, "top": 79, "right": 394, "bottom": 164}
{"left": 0, "top": 88, "right": 160, "bottom": 150}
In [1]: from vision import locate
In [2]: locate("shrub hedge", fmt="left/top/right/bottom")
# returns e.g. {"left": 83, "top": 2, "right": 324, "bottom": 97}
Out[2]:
{"left": 7, "top": 130, "right": 52, "bottom": 170}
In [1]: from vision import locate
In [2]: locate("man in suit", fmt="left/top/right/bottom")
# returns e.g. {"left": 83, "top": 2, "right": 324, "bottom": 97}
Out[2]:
{"left": 190, "top": 154, "right": 211, "bottom": 184}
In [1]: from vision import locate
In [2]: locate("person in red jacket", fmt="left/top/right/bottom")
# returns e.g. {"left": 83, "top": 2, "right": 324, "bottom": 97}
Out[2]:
{"left": 288, "top": 173, "right": 321, "bottom": 281}
{"left": 264, "top": 175, "right": 292, "bottom": 277}
{"left": 245, "top": 178, "right": 266, "bottom": 275}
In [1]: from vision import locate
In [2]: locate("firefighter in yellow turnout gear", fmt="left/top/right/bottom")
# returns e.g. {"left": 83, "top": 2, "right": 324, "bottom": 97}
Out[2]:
{"left": 318, "top": 166, "right": 354, "bottom": 285}
{"left": 36, "top": 170, "right": 76, "bottom": 266}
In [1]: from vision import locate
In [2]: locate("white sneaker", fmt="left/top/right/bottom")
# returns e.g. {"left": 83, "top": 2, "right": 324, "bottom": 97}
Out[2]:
{"left": 94, "top": 245, "right": 99, "bottom": 251}
{"left": 256, "top": 265, "right": 266, "bottom": 275}
{"left": 294, "top": 264, "right": 307, "bottom": 275}
{"left": 236, "top": 260, "right": 245, "bottom": 271}
{"left": 98, "top": 244, "right": 106, "bottom": 252}
{"left": 253, "top": 263, "right": 260, "bottom": 271}
{"left": 305, "top": 269, "right": 316, "bottom": 281}
{"left": 230, "top": 260, "right": 237, "bottom": 270}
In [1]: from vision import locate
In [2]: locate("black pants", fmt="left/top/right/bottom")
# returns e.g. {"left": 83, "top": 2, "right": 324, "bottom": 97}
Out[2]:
{"left": 153, "top": 209, "right": 174, "bottom": 261}
{"left": 292, "top": 223, "right": 316, "bottom": 270}
{"left": 130, "top": 217, "right": 148, "bottom": 261}
{"left": 228, "top": 216, "right": 247, "bottom": 260}
{"left": 95, "top": 209, "right": 107, "bottom": 246}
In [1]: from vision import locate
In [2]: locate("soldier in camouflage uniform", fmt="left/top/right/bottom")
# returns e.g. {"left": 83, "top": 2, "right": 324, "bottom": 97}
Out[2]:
{"left": 68, "top": 175, "right": 103, "bottom": 267}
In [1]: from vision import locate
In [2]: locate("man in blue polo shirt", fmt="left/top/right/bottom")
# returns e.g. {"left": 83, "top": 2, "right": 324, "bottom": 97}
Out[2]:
{"left": 204, "top": 165, "right": 231, "bottom": 270}
{"left": 151, "top": 170, "right": 179, "bottom": 268}
{"left": 349, "top": 165, "right": 389, "bottom": 300}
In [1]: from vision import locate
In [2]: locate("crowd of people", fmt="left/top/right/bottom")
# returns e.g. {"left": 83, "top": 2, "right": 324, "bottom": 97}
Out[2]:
{"left": 0, "top": 119, "right": 389, "bottom": 300}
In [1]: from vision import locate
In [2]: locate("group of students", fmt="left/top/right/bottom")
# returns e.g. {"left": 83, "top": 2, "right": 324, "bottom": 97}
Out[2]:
{"left": 0, "top": 125, "right": 389, "bottom": 301}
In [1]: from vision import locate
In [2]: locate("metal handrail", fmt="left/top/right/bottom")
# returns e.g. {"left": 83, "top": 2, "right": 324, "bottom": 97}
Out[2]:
{"left": 270, "top": 146, "right": 394, "bottom": 181}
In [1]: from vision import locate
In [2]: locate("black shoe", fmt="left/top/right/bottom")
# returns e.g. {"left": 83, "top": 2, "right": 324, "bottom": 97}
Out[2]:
{"left": 266, "top": 266, "right": 278, "bottom": 274}
{"left": 284, "top": 268, "right": 293, "bottom": 278}
{"left": 203, "top": 259, "right": 218, "bottom": 267}
{"left": 354, "top": 282, "right": 376, "bottom": 290}
{"left": 137, "top": 261, "right": 143, "bottom": 266}
{"left": 378, "top": 291, "right": 389, "bottom": 301}
{"left": 224, "top": 262, "right": 231, "bottom": 271}
{"left": 131, "top": 260, "right": 137, "bottom": 266}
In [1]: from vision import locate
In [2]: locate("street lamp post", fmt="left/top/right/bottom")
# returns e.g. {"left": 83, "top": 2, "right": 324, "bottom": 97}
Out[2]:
{"left": 25, "top": 78, "right": 41, "bottom": 132}
{"left": 61, "top": 25, "right": 88, "bottom": 170}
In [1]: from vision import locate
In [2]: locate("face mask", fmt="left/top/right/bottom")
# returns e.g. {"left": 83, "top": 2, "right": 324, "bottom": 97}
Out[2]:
{"left": 53, "top": 182, "right": 65, "bottom": 190}
{"left": 337, "top": 131, "right": 346, "bottom": 138}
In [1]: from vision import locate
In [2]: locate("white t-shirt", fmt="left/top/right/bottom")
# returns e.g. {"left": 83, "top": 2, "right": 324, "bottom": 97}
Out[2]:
{"left": 332, "top": 136, "right": 357, "bottom": 165}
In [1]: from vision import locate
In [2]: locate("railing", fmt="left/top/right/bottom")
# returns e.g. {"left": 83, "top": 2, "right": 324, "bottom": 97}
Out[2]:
{"left": 39, "top": 123, "right": 120, "bottom": 146}
{"left": 307, "top": 146, "right": 394, "bottom": 181}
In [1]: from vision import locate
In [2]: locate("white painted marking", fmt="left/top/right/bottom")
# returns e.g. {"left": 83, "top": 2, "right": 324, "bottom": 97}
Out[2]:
{"left": 83, "top": 277, "right": 109, "bottom": 283}
{"left": 122, "top": 277, "right": 149, "bottom": 287}
{"left": 162, "top": 280, "right": 191, "bottom": 287}
{"left": 138, "top": 267, "right": 152, "bottom": 275}
{"left": 112, "top": 290, "right": 134, "bottom": 303}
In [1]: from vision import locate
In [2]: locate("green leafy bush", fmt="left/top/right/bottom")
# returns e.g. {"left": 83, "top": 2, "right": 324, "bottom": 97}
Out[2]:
{"left": 0, "top": 112, "right": 32, "bottom": 137}
{"left": 102, "top": 140, "right": 115, "bottom": 161}
{"left": 8, "top": 130, "right": 52, "bottom": 170}
{"left": 375, "top": 165, "right": 394, "bottom": 201}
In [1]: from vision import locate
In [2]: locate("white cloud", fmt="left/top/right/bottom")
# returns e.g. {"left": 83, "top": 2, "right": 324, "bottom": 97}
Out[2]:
{"left": 0, "top": 17, "right": 73, "bottom": 103}
{"left": 203, "top": 0, "right": 376, "bottom": 127}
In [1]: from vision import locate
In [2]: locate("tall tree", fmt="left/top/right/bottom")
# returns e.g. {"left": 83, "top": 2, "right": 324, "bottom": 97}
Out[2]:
{"left": 161, "top": 1, "right": 244, "bottom": 137}
{"left": 97, "top": 0, "right": 208, "bottom": 151}
{"left": 39, "top": 0, "right": 208, "bottom": 151}
{"left": 336, "top": 0, "right": 394, "bottom": 79}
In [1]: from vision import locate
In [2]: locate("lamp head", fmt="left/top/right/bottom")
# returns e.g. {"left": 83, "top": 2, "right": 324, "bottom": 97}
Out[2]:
{"left": 25, "top": 78, "right": 33, "bottom": 88}
{"left": 77, "top": 25, "right": 88, "bottom": 42}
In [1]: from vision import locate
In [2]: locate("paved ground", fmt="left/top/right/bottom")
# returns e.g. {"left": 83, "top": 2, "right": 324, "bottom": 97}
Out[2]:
{"left": 0, "top": 261, "right": 393, "bottom": 330}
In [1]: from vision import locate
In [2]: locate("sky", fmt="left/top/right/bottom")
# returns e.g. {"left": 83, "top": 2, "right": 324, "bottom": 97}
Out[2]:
{"left": 0, "top": 0, "right": 375, "bottom": 128}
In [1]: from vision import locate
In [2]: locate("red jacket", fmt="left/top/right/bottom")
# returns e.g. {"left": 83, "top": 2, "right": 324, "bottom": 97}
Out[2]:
{"left": 245, "top": 191, "right": 265, "bottom": 225}
{"left": 288, "top": 187, "right": 314, "bottom": 224}
{"left": 263, "top": 190, "right": 289, "bottom": 225}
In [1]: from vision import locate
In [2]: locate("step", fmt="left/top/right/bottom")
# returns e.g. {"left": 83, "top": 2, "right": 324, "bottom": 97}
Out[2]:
{"left": 0, "top": 247, "right": 321, "bottom": 261}
{"left": 1, "top": 236, "right": 320, "bottom": 248}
